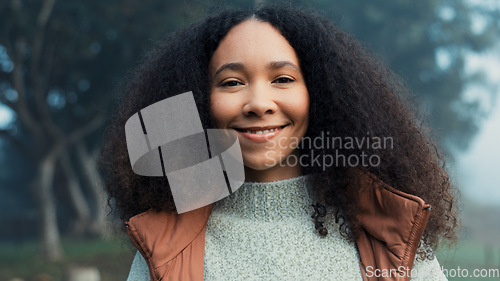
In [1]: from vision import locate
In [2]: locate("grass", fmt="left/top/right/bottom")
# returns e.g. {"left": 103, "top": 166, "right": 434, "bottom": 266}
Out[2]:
{"left": 0, "top": 237, "right": 135, "bottom": 281}
{"left": 436, "top": 239, "right": 500, "bottom": 280}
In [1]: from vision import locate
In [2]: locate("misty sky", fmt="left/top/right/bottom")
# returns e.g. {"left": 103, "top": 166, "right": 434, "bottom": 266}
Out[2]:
{"left": 455, "top": 45, "right": 500, "bottom": 206}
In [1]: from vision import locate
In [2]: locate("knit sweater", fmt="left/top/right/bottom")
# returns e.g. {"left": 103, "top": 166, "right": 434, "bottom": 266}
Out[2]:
{"left": 126, "top": 175, "right": 447, "bottom": 280}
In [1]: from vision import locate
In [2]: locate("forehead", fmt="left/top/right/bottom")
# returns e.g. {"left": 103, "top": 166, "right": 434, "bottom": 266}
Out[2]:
{"left": 209, "top": 20, "right": 300, "bottom": 73}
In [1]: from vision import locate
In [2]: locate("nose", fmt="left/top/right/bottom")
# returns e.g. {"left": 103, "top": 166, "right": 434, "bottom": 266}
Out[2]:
{"left": 242, "top": 85, "right": 278, "bottom": 117}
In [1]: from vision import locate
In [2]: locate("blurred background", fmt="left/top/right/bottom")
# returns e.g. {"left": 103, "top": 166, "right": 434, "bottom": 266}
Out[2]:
{"left": 0, "top": 0, "right": 499, "bottom": 280}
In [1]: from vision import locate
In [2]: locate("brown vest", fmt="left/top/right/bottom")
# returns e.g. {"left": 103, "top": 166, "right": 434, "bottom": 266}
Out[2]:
{"left": 126, "top": 169, "right": 430, "bottom": 281}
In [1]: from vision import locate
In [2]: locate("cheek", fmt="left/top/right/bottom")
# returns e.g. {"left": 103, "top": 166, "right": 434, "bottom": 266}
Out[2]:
{"left": 288, "top": 88, "right": 310, "bottom": 126}
{"left": 209, "top": 99, "right": 224, "bottom": 128}
{"left": 298, "top": 97, "right": 310, "bottom": 125}
{"left": 209, "top": 93, "right": 237, "bottom": 128}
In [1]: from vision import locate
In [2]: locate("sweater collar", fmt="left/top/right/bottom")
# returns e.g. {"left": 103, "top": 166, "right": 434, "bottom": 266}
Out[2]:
{"left": 212, "top": 174, "right": 314, "bottom": 221}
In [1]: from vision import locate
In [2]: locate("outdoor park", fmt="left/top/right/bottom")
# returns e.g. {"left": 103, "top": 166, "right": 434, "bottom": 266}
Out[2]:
{"left": 0, "top": 0, "right": 499, "bottom": 280}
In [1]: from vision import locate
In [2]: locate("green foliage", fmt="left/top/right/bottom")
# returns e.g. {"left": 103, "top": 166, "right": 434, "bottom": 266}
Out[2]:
{"left": 437, "top": 239, "right": 500, "bottom": 281}
{"left": 0, "top": 237, "right": 135, "bottom": 281}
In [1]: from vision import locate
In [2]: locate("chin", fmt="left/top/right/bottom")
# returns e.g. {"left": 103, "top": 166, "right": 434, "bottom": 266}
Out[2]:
{"left": 243, "top": 160, "right": 280, "bottom": 171}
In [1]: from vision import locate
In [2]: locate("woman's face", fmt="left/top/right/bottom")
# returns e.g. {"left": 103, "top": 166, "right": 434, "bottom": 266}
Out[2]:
{"left": 209, "top": 20, "right": 309, "bottom": 182}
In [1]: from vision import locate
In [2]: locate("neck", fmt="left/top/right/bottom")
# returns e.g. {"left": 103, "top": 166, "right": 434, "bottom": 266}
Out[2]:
{"left": 243, "top": 151, "right": 303, "bottom": 182}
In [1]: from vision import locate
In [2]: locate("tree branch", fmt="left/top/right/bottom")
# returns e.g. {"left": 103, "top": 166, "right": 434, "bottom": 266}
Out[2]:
{"left": 49, "top": 115, "right": 106, "bottom": 162}
{"left": 11, "top": 38, "right": 45, "bottom": 142}
{"left": 37, "top": 0, "right": 56, "bottom": 26}
{"left": 66, "top": 115, "right": 105, "bottom": 145}
{"left": 31, "top": 0, "right": 61, "bottom": 139}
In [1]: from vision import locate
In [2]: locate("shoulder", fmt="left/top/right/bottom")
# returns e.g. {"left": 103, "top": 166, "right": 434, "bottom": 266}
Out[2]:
{"left": 411, "top": 254, "right": 448, "bottom": 281}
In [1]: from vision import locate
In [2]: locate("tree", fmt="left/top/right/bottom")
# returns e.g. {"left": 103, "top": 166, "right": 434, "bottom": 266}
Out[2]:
{"left": 307, "top": 0, "right": 499, "bottom": 153}
{"left": 0, "top": 0, "right": 219, "bottom": 262}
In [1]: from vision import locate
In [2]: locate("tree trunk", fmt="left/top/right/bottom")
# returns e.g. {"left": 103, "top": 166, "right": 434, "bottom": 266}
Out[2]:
{"left": 36, "top": 151, "right": 63, "bottom": 261}
{"left": 60, "top": 153, "right": 91, "bottom": 235}
{"left": 76, "top": 143, "right": 109, "bottom": 237}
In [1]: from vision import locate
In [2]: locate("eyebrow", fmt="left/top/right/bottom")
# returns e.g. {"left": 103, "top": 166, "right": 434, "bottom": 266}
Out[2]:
{"left": 269, "top": 61, "right": 300, "bottom": 72}
{"left": 213, "top": 62, "right": 244, "bottom": 77}
{"left": 213, "top": 61, "right": 300, "bottom": 77}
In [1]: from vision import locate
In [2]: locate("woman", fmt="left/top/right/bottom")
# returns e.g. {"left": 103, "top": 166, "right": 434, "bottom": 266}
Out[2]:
{"left": 101, "top": 6, "right": 458, "bottom": 281}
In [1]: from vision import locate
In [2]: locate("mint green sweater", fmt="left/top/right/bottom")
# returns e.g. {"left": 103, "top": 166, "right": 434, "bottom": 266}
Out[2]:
{"left": 127, "top": 175, "right": 447, "bottom": 280}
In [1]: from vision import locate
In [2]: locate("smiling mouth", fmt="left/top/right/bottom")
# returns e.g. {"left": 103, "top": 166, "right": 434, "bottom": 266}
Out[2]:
{"left": 233, "top": 125, "right": 288, "bottom": 134}
{"left": 231, "top": 124, "right": 289, "bottom": 142}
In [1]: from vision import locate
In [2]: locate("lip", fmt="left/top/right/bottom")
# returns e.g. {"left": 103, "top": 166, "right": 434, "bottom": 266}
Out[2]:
{"left": 232, "top": 124, "right": 288, "bottom": 142}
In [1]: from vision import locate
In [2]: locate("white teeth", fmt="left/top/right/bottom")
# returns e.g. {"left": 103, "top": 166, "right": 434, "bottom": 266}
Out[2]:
{"left": 243, "top": 128, "right": 280, "bottom": 134}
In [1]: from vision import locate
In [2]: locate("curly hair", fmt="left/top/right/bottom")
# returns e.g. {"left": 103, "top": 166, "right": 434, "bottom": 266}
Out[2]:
{"left": 101, "top": 6, "right": 459, "bottom": 259}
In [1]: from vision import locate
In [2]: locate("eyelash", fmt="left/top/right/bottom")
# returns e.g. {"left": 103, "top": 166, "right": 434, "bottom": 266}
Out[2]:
{"left": 273, "top": 77, "right": 295, "bottom": 84}
{"left": 220, "top": 80, "right": 244, "bottom": 87}
{"left": 219, "top": 77, "right": 295, "bottom": 87}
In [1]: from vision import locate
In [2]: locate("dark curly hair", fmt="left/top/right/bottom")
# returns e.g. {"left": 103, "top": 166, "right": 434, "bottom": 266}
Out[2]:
{"left": 101, "top": 6, "right": 459, "bottom": 260}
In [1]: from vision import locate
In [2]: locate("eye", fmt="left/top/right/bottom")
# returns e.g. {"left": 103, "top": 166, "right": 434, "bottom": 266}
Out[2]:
{"left": 272, "top": 77, "right": 295, "bottom": 84}
{"left": 220, "top": 80, "right": 244, "bottom": 87}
